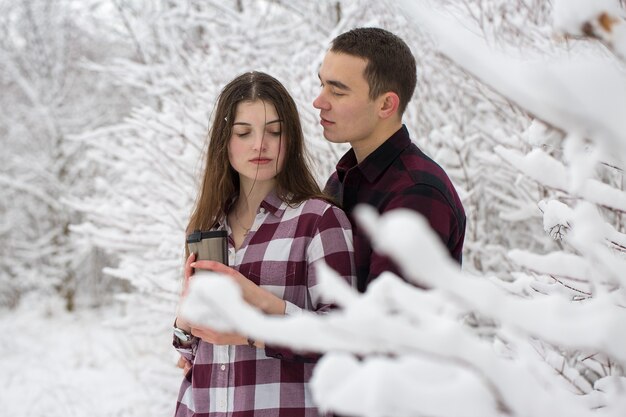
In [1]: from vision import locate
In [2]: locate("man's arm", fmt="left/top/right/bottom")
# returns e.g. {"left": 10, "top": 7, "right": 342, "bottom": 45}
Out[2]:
{"left": 366, "top": 184, "right": 464, "bottom": 287}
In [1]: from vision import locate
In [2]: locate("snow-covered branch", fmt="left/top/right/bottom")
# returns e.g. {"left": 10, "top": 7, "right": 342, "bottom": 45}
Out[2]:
{"left": 180, "top": 207, "right": 626, "bottom": 416}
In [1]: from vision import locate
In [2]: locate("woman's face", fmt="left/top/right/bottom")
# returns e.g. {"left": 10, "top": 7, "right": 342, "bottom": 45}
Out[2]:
{"left": 228, "top": 100, "right": 286, "bottom": 186}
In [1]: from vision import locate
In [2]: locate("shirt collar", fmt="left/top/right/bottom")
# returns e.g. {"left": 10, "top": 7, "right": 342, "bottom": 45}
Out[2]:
{"left": 336, "top": 125, "right": 411, "bottom": 183}
{"left": 222, "top": 188, "right": 285, "bottom": 227}
{"left": 260, "top": 189, "right": 285, "bottom": 218}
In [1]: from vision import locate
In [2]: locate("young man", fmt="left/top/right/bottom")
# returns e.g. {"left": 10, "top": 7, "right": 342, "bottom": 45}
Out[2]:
{"left": 314, "top": 27, "right": 466, "bottom": 292}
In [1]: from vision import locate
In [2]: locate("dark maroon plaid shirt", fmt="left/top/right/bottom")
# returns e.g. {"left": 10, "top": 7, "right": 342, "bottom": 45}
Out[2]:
{"left": 174, "top": 192, "right": 355, "bottom": 417}
{"left": 325, "top": 125, "right": 466, "bottom": 292}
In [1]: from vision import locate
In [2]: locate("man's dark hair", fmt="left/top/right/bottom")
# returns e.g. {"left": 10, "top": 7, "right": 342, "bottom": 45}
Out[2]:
{"left": 331, "top": 27, "right": 417, "bottom": 115}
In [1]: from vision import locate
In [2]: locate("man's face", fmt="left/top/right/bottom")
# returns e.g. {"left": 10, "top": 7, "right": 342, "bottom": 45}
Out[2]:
{"left": 313, "top": 51, "right": 381, "bottom": 147}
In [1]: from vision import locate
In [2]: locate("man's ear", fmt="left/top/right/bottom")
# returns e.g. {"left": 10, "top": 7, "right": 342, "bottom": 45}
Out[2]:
{"left": 378, "top": 92, "right": 400, "bottom": 120}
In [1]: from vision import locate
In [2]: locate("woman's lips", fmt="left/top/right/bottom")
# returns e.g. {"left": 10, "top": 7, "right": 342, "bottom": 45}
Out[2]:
{"left": 249, "top": 158, "right": 272, "bottom": 165}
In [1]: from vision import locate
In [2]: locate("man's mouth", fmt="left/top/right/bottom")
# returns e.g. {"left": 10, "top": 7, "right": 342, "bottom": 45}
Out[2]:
{"left": 320, "top": 116, "right": 334, "bottom": 127}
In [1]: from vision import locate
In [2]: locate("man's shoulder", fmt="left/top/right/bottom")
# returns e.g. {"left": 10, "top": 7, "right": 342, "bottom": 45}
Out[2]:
{"left": 381, "top": 142, "right": 464, "bottom": 214}
{"left": 325, "top": 170, "right": 340, "bottom": 185}
{"left": 392, "top": 143, "right": 455, "bottom": 190}
{"left": 323, "top": 170, "right": 341, "bottom": 198}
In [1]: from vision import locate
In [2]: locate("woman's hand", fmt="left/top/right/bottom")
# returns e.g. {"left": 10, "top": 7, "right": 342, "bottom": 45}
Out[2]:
{"left": 175, "top": 252, "right": 197, "bottom": 332}
{"left": 177, "top": 356, "right": 192, "bottom": 375}
{"left": 182, "top": 252, "right": 196, "bottom": 297}
{"left": 190, "top": 260, "right": 286, "bottom": 315}
{"left": 190, "top": 325, "right": 248, "bottom": 345}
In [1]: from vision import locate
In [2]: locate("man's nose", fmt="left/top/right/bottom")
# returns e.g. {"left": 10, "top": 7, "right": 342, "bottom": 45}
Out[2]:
{"left": 313, "top": 92, "right": 329, "bottom": 110}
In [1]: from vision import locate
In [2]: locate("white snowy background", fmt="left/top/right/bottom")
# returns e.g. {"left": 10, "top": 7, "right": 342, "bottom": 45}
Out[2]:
{"left": 1, "top": 0, "right": 626, "bottom": 416}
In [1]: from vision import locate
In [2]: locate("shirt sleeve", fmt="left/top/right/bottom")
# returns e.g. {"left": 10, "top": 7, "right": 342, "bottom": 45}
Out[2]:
{"left": 306, "top": 204, "right": 355, "bottom": 309}
{"left": 264, "top": 204, "right": 355, "bottom": 362}
{"left": 366, "top": 184, "right": 463, "bottom": 288}
{"left": 173, "top": 334, "right": 199, "bottom": 360}
{"left": 284, "top": 301, "right": 303, "bottom": 316}
{"left": 172, "top": 321, "right": 199, "bottom": 381}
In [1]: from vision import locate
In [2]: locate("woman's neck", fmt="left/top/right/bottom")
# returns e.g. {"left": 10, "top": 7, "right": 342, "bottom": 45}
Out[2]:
{"left": 235, "top": 178, "right": 276, "bottom": 216}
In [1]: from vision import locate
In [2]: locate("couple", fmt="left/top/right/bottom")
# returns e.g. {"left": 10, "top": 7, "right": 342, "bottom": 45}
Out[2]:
{"left": 173, "top": 28, "right": 466, "bottom": 417}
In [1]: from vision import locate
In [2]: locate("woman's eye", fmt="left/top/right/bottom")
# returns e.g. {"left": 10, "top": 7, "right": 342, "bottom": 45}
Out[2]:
{"left": 235, "top": 132, "right": 250, "bottom": 137}
{"left": 268, "top": 131, "right": 281, "bottom": 137}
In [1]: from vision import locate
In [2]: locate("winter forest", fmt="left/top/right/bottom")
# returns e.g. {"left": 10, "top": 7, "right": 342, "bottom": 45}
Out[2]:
{"left": 1, "top": 0, "right": 626, "bottom": 416}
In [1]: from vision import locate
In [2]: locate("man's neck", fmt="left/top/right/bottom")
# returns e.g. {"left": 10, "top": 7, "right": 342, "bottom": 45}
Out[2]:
{"left": 352, "top": 121, "right": 403, "bottom": 163}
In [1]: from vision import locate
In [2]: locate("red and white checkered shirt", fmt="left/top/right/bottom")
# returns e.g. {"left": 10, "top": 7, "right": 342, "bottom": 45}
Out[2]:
{"left": 174, "top": 192, "right": 355, "bottom": 417}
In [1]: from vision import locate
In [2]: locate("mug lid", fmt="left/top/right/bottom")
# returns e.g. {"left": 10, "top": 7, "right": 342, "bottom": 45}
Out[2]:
{"left": 186, "top": 229, "right": 227, "bottom": 243}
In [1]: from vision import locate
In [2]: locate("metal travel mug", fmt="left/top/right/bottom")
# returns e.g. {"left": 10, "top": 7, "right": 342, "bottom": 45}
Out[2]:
{"left": 186, "top": 230, "right": 229, "bottom": 266}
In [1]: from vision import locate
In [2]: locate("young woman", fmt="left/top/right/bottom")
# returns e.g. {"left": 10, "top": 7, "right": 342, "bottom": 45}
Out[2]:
{"left": 173, "top": 71, "right": 355, "bottom": 417}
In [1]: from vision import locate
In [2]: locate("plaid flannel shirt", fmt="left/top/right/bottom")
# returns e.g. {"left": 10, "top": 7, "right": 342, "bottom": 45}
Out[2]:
{"left": 325, "top": 125, "right": 466, "bottom": 292}
{"left": 174, "top": 192, "right": 355, "bottom": 417}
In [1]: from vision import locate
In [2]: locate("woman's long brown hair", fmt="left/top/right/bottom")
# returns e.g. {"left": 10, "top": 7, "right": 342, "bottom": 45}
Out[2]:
{"left": 186, "top": 71, "right": 327, "bottom": 240}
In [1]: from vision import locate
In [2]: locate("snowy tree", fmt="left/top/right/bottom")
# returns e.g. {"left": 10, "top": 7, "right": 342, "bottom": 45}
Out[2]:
{"left": 0, "top": 0, "right": 135, "bottom": 309}
{"left": 3, "top": 0, "right": 626, "bottom": 415}
{"left": 400, "top": 0, "right": 560, "bottom": 275}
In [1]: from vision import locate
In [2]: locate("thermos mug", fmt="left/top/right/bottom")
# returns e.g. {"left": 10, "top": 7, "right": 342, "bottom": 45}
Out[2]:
{"left": 186, "top": 230, "right": 228, "bottom": 278}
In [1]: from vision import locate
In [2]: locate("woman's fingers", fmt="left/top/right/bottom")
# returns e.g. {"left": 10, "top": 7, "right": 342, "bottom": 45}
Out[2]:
{"left": 177, "top": 356, "right": 192, "bottom": 375}
{"left": 184, "top": 252, "right": 196, "bottom": 280}
{"left": 190, "top": 260, "right": 233, "bottom": 275}
{"left": 181, "top": 252, "right": 196, "bottom": 297}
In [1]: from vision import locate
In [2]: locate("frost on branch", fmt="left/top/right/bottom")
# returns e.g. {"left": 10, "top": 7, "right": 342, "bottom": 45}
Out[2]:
{"left": 538, "top": 200, "right": 572, "bottom": 241}
{"left": 181, "top": 207, "right": 626, "bottom": 417}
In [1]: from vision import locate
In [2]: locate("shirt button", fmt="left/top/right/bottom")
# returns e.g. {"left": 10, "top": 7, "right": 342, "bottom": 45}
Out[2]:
{"left": 220, "top": 364, "right": 226, "bottom": 371}
{"left": 259, "top": 207, "right": 266, "bottom": 214}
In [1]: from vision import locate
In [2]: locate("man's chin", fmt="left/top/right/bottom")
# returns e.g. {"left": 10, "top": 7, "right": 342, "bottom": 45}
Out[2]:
{"left": 322, "top": 132, "right": 348, "bottom": 144}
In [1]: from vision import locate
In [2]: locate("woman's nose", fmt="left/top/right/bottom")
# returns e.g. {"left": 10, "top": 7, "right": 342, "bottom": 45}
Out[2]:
{"left": 252, "top": 133, "right": 266, "bottom": 151}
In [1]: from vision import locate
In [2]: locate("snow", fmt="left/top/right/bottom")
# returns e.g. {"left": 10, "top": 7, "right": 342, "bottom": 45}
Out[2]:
{"left": 312, "top": 353, "right": 498, "bottom": 417}
{"left": 3, "top": 0, "right": 626, "bottom": 416}
{"left": 0, "top": 298, "right": 181, "bottom": 417}
{"left": 496, "top": 146, "right": 626, "bottom": 212}
{"left": 522, "top": 119, "right": 562, "bottom": 148}
{"left": 538, "top": 199, "right": 573, "bottom": 239}
{"left": 507, "top": 250, "right": 589, "bottom": 282}
{"left": 397, "top": 0, "right": 626, "bottom": 164}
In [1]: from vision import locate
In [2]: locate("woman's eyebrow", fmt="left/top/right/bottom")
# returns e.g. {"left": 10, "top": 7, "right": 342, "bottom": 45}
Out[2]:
{"left": 232, "top": 119, "right": 282, "bottom": 126}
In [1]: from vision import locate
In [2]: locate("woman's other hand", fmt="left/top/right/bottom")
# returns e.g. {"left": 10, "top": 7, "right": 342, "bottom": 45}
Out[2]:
{"left": 190, "top": 325, "right": 248, "bottom": 345}
{"left": 177, "top": 356, "right": 192, "bottom": 375}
